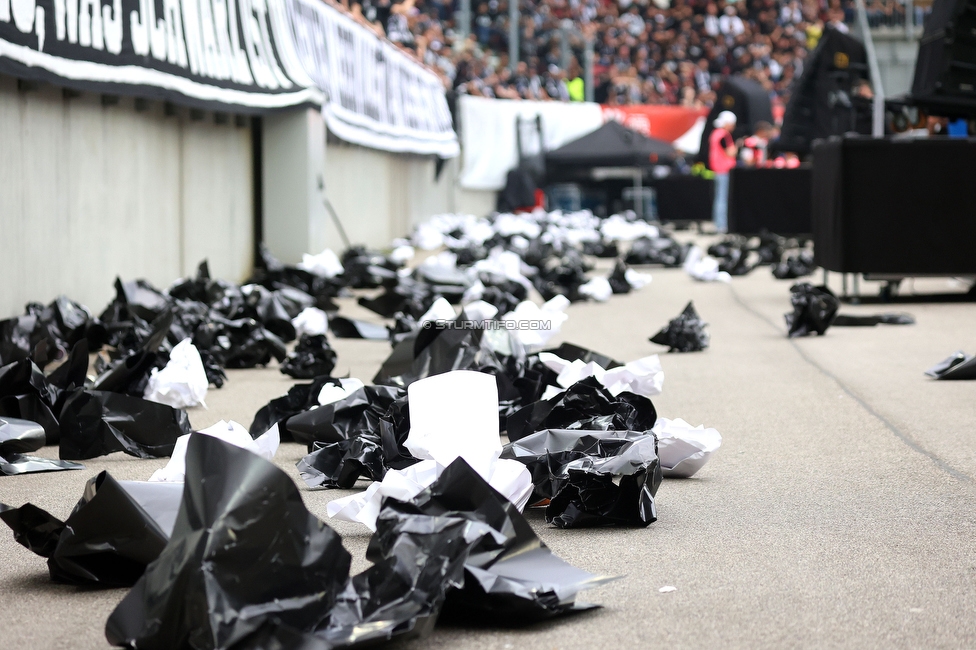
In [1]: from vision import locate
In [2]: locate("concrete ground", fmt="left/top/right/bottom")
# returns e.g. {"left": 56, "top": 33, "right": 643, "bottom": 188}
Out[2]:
{"left": 2, "top": 253, "right": 975, "bottom": 649}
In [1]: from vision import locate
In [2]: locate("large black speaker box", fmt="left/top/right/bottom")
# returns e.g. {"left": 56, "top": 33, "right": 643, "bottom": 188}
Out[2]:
{"left": 912, "top": 0, "right": 976, "bottom": 106}
{"left": 654, "top": 176, "right": 714, "bottom": 223}
{"left": 812, "top": 136, "right": 976, "bottom": 274}
{"left": 728, "top": 167, "right": 812, "bottom": 235}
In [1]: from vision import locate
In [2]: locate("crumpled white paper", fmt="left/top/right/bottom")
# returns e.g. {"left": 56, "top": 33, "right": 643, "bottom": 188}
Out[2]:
{"left": 291, "top": 307, "right": 329, "bottom": 337}
{"left": 501, "top": 295, "right": 571, "bottom": 351}
{"left": 297, "top": 248, "right": 344, "bottom": 278}
{"left": 460, "top": 300, "right": 499, "bottom": 322}
{"left": 144, "top": 338, "right": 209, "bottom": 409}
{"left": 625, "top": 268, "right": 653, "bottom": 289}
{"left": 651, "top": 417, "right": 722, "bottom": 478}
{"left": 418, "top": 297, "right": 458, "bottom": 325}
{"left": 317, "top": 378, "right": 366, "bottom": 406}
{"left": 683, "top": 245, "right": 731, "bottom": 283}
{"left": 326, "top": 371, "right": 533, "bottom": 530}
{"left": 601, "top": 214, "right": 660, "bottom": 241}
{"left": 149, "top": 420, "right": 280, "bottom": 483}
{"left": 580, "top": 276, "right": 613, "bottom": 302}
{"left": 389, "top": 244, "right": 415, "bottom": 265}
{"left": 539, "top": 352, "right": 665, "bottom": 398}
{"left": 471, "top": 248, "right": 534, "bottom": 291}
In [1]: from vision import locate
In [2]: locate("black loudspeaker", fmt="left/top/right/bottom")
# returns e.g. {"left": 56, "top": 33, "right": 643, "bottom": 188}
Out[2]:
{"left": 697, "top": 76, "right": 774, "bottom": 165}
{"left": 728, "top": 167, "right": 812, "bottom": 235}
{"left": 812, "top": 136, "right": 976, "bottom": 274}
{"left": 778, "top": 27, "right": 871, "bottom": 156}
{"left": 654, "top": 176, "right": 714, "bottom": 223}
{"left": 912, "top": 0, "right": 976, "bottom": 111}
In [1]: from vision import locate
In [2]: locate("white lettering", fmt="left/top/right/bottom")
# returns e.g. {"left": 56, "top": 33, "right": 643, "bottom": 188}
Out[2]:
{"left": 78, "top": 0, "right": 104, "bottom": 49}
{"left": 103, "top": 0, "right": 122, "bottom": 53}
{"left": 225, "top": 0, "right": 253, "bottom": 84}
{"left": 11, "top": 0, "right": 35, "bottom": 32}
{"left": 182, "top": 0, "right": 204, "bottom": 74}
{"left": 162, "top": 0, "right": 187, "bottom": 67}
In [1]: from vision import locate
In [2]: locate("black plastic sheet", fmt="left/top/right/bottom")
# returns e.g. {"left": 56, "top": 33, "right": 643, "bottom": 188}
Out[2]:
{"left": 0, "top": 358, "right": 61, "bottom": 443}
{"left": 772, "top": 250, "right": 815, "bottom": 279}
{"left": 831, "top": 313, "right": 916, "bottom": 327}
{"left": 607, "top": 260, "right": 633, "bottom": 294}
{"left": 506, "top": 377, "right": 657, "bottom": 442}
{"left": 650, "top": 301, "right": 710, "bottom": 352}
{"left": 0, "top": 472, "right": 181, "bottom": 585}
{"left": 785, "top": 283, "right": 839, "bottom": 338}
{"left": 0, "top": 454, "right": 84, "bottom": 475}
{"left": 330, "top": 317, "right": 391, "bottom": 341}
{"left": 105, "top": 434, "right": 354, "bottom": 649}
{"left": 248, "top": 376, "right": 340, "bottom": 440}
{"left": 287, "top": 386, "right": 404, "bottom": 447}
{"left": 624, "top": 236, "right": 688, "bottom": 267}
{"left": 925, "top": 351, "right": 976, "bottom": 380}
{"left": 281, "top": 335, "right": 338, "bottom": 379}
{"left": 297, "top": 438, "right": 387, "bottom": 488}
{"left": 501, "top": 429, "right": 662, "bottom": 528}
{"left": 0, "top": 416, "right": 45, "bottom": 455}
{"left": 374, "top": 316, "right": 524, "bottom": 389}
{"left": 91, "top": 312, "right": 173, "bottom": 397}
{"left": 59, "top": 390, "right": 190, "bottom": 460}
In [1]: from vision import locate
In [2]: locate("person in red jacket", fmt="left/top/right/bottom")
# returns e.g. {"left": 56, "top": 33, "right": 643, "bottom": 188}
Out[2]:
{"left": 709, "top": 111, "right": 738, "bottom": 233}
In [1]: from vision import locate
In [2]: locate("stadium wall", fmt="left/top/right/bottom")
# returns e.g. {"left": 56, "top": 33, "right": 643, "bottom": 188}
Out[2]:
{"left": 0, "top": 75, "right": 253, "bottom": 319}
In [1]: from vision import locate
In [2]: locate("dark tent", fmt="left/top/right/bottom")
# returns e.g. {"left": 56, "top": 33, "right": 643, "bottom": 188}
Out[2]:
{"left": 698, "top": 76, "right": 774, "bottom": 166}
{"left": 777, "top": 27, "right": 870, "bottom": 155}
{"left": 545, "top": 120, "right": 677, "bottom": 172}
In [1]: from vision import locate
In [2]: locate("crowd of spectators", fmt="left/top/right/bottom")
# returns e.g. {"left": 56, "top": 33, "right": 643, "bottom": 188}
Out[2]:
{"left": 326, "top": 0, "right": 888, "bottom": 108}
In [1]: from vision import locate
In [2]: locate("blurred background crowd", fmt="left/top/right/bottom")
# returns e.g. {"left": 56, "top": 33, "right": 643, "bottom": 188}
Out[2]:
{"left": 323, "top": 0, "right": 890, "bottom": 109}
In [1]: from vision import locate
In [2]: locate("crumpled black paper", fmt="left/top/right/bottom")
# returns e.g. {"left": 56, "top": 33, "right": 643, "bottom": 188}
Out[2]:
{"left": 707, "top": 237, "right": 757, "bottom": 276}
{"left": 374, "top": 315, "right": 524, "bottom": 389}
{"left": 785, "top": 283, "right": 839, "bottom": 338}
{"left": 0, "top": 415, "right": 84, "bottom": 476}
{"left": 248, "top": 376, "right": 340, "bottom": 440}
{"left": 0, "top": 357, "right": 62, "bottom": 443}
{"left": 0, "top": 472, "right": 182, "bottom": 585}
{"left": 924, "top": 351, "right": 976, "bottom": 380}
{"left": 281, "top": 334, "right": 338, "bottom": 379}
{"left": 772, "top": 250, "right": 815, "bottom": 279}
{"left": 58, "top": 390, "right": 190, "bottom": 460}
{"left": 506, "top": 376, "right": 657, "bottom": 442}
{"left": 102, "top": 432, "right": 608, "bottom": 649}
{"left": 624, "top": 236, "right": 688, "bottom": 267}
{"left": 607, "top": 260, "right": 633, "bottom": 294}
{"left": 501, "top": 429, "right": 662, "bottom": 528}
{"left": 104, "top": 433, "right": 354, "bottom": 649}
{"left": 91, "top": 312, "right": 173, "bottom": 397}
{"left": 650, "top": 301, "right": 710, "bottom": 352}
{"left": 0, "top": 415, "right": 45, "bottom": 455}
{"left": 293, "top": 386, "right": 416, "bottom": 487}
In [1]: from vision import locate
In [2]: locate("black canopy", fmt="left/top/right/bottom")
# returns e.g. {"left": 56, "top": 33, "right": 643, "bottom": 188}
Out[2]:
{"left": 545, "top": 120, "right": 677, "bottom": 170}
{"left": 697, "top": 76, "right": 775, "bottom": 164}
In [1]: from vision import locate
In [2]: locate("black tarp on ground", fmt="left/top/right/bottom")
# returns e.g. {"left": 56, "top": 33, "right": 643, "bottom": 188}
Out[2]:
{"left": 777, "top": 27, "right": 871, "bottom": 155}
{"left": 811, "top": 136, "right": 976, "bottom": 275}
{"left": 546, "top": 121, "right": 677, "bottom": 179}
{"left": 698, "top": 76, "right": 775, "bottom": 165}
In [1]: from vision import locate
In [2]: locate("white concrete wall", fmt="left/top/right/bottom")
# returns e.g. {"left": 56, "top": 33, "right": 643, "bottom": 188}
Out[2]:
{"left": 323, "top": 138, "right": 452, "bottom": 249}
{"left": 0, "top": 75, "right": 253, "bottom": 319}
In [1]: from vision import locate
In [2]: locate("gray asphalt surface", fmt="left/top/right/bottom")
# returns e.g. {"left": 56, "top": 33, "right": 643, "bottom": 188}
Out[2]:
{"left": 2, "top": 255, "right": 975, "bottom": 649}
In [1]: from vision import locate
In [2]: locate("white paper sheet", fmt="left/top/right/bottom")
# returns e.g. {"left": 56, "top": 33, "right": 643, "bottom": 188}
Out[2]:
{"left": 149, "top": 420, "right": 280, "bottom": 483}
{"left": 580, "top": 276, "right": 613, "bottom": 302}
{"left": 326, "top": 370, "right": 533, "bottom": 530}
{"left": 539, "top": 352, "right": 664, "bottom": 398}
{"left": 143, "top": 338, "right": 209, "bottom": 409}
{"left": 683, "top": 246, "right": 731, "bottom": 283}
{"left": 292, "top": 307, "right": 329, "bottom": 337}
{"left": 297, "top": 248, "right": 344, "bottom": 278}
{"left": 317, "top": 378, "right": 366, "bottom": 406}
{"left": 501, "top": 296, "right": 570, "bottom": 351}
{"left": 651, "top": 417, "right": 722, "bottom": 478}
